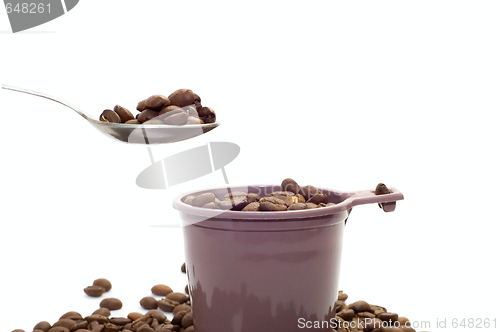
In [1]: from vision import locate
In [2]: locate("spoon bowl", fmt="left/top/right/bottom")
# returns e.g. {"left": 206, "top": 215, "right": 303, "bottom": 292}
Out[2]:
{"left": 2, "top": 84, "right": 220, "bottom": 144}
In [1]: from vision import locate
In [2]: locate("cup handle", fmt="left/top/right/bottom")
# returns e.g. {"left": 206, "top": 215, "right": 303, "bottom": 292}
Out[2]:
{"left": 342, "top": 187, "right": 404, "bottom": 212}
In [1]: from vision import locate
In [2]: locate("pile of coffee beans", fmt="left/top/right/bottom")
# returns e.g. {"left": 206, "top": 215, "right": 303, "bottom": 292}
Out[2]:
{"left": 83, "top": 278, "right": 112, "bottom": 298}
{"left": 332, "top": 291, "right": 418, "bottom": 332}
{"left": 99, "top": 89, "right": 216, "bottom": 126}
{"left": 182, "top": 178, "right": 337, "bottom": 211}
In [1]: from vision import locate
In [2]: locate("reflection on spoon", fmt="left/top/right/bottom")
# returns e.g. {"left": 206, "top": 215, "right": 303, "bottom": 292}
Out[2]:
{"left": 1, "top": 84, "right": 220, "bottom": 144}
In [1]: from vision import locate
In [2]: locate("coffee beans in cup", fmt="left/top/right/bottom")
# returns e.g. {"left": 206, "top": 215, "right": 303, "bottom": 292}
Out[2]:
{"left": 99, "top": 89, "right": 216, "bottom": 125}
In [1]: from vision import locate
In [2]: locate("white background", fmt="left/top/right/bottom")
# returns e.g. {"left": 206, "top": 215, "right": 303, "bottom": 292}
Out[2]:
{"left": 1, "top": 1, "right": 499, "bottom": 331}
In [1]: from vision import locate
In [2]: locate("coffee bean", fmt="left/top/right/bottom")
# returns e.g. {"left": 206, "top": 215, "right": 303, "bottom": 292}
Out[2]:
{"left": 157, "top": 298, "right": 179, "bottom": 312}
{"left": 146, "top": 310, "right": 167, "bottom": 324}
{"left": 84, "top": 285, "right": 106, "bottom": 297}
{"left": 125, "top": 119, "right": 140, "bottom": 124}
{"left": 259, "top": 197, "right": 287, "bottom": 211}
{"left": 168, "top": 89, "right": 196, "bottom": 107}
{"left": 358, "top": 311, "right": 376, "bottom": 318}
{"left": 34, "top": 322, "right": 51, "bottom": 332}
{"left": 181, "top": 312, "right": 193, "bottom": 328}
{"left": 199, "top": 107, "right": 216, "bottom": 123}
{"left": 93, "top": 279, "right": 112, "bottom": 292}
{"left": 114, "top": 105, "right": 134, "bottom": 123}
{"left": 299, "top": 185, "right": 321, "bottom": 201}
{"left": 217, "top": 199, "right": 234, "bottom": 210}
{"left": 401, "top": 327, "right": 416, "bottom": 332}
{"left": 72, "top": 321, "right": 88, "bottom": 330}
{"left": 339, "top": 309, "right": 355, "bottom": 321}
{"left": 185, "top": 326, "right": 195, "bottom": 332}
{"left": 350, "top": 300, "right": 373, "bottom": 313}
{"left": 144, "top": 119, "right": 164, "bottom": 125}
{"left": 59, "top": 311, "right": 82, "bottom": 321}
{"left": 338, "top": 291, "right": 348, "bottom": 301}
{"left": 281, "top": 178, "right": 300, "bottom": 194}
{"left": 137, "top": 109, "right": 159, "bottom": 123}
{"left": 186, "top": 116, "right": 204, "bottom": 124}
{"left": 181, "top": 262, "right": 186, "bottom": 273}
{"left": 185, "top": 285, "right": 189, "bottom": 294}
{"left": 398, "top": 317, "right": 410, "bottom": 326}
{"left": 159, "top": 105, "right": 183, "bottom": 116}
{"left": 334, "top": 300, "right": 346, "bottom": 312}
{"left": 152, "top": 284, "right": 173, "bottom": 296}
{"left": 100, "top": 298, "right": 122, "bottom": 310}
{"left": 166, "top": 292, "right": 189, "bottom": 304}
{"left": 145, "top": 95, "right": 170, "bottom": 111}
{"left": 305, "top": 202, "right": 319, "bottom": 209}
{"left": 375, "top": 183, "right": 391, "bottom": 195}
{"left": 137, "top": 100, "right": 146, "bottom": 111}
{"left": 99, "top": 110, "right": 121, "bottom": 123}
{"left": 140, "top": 297, "right": 158, "bottom": 310}
{"left": 164, "top": 112, "right": 188, "bottom": 125}
{"left": 242, "top": 202, "right": 260, "bottom": 211}
{"left": 93, "top": 308, "right": 111, "bottom": 317}
{"left": 246, "top": 193, "right": 262, "bottom": 203}
{"left": 379, "top": 312, "right": 399, "bottom": 323}
{"left": 126, "top": 312, "right": 142, "bottom": 321}
{"left": 307, "top": 193, "right": 328, "bottom": 204}
{"left": 12, "top": 330, "right": 25, "bottom": 332}
{"left": 53, "top": 319, "right": 77, "bottom": 329}
{"left": 191, "top": 193, "right": 215, "bottom": 207}
{"left": 202, "top": 202, "right": 216, "bottom": 209}
{"left": 288, "top": 203, "right": 307, "bottom": 210}
{"left": 47, "top": 327, "right": 69, "bottom": 332}
{"left": 137, "top": 325, "right": 154, "bottom": 332}
{"left": 229, "top": 197, "right": 249, "bottom": 211}
{"left": 172, "top": 304, "right": 192, "bottom": 315}
{"left": 103, "top": 323, "right": 121, "bottom": 332}
{"left": 85, "top": 315, "right": 109, "bottom": 324}
{"left": 171, "top": 311, "right": 187, "bottom": 325}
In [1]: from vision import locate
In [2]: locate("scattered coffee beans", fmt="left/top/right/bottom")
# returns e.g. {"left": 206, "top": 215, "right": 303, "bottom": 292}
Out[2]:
{"left": 83, "top": 278, "right": 111, "bottom": 298}
{"left": 99, "top": 89, "right": 216, "bottom": 126}
{"left": 151, "top": 284, "right": 173, "bottom": 296}
{"left": 99, "top": 298, "right": 123, "bottom": 310}
{"left": 139, "top": 296, "right": 158, "bottom": 310}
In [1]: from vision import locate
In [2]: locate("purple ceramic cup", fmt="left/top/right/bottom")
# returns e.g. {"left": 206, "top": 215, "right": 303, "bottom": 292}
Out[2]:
{"left": 173, "top": 185, "right": 403, "bottom": 332}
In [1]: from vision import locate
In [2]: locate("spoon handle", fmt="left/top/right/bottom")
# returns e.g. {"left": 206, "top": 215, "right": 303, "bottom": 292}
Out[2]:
{"left": 2, "top": 83, "right": 89, "bottom": 120}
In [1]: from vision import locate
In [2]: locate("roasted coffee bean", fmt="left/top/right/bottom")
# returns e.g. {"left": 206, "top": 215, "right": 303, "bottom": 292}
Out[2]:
{"left": 72, "top": 320, "right": 88, "bottom": 330}
{"left": 201, "top": 202, "right": 215, "bottom": 209}
{"left": 229, "top": 197, "right": 248, "bottom": 211}
{"left": 99, "top": 110, "right": 121, "bottom": 123}
{"left": 334, "top": 300, "right": 346, "bottom": 312}
{"left": 246, "top": 193, "right": 262, "bottom": 203}
{"left": 140, "top": 297, "right": 158, "bottom": 309}
{"left": 379, "top": 312, "right": 399, "bottom": 323}
{"left": 185, "top": 284, "right": 189, "bottom": 294}
{"left": 34, "top": 322, "right": 52, "bottom": 332}
{"left": 172, "top": 304, "right": 192, "bottom": 315}
{"left": 281, "top": 178, "right": 300, "bottom": 194}
{"left": 137, "top": 325, "right": 154, "bottom": 332}
{"left": 349, "top": 300, "right": 372, "bottom": 313}
{"left": 305, "top": 202, "right": 319, "bottom": 209}
{"left": 259, "top": 197, "right": 287, "bottom": 211}
{"left": 217, "top": 199, "right": 234, "bottom": 210}
{"left": 74, "top": 330, "right": 89, "bottom": 332}
{"left": 168, "top": 89, "right": 196, "bottom": 107}
{"left": 181, "top": 312, "right": 193, "bottom": 328}
{"left": 164, "top": 112, "right": 188, "bottom": 125}
{"left": 242, "top": 202, "right": 260, "bottom": 211}
{"left": 171, "top": 311, "right": 187, "bottom": 325}
{"left": 137, "top": 109, "right": 159, "bottom": 123}
{"left": 84, "top": 285, "right": 106, "bottom": 297}
{"left": 53, "top": 319, "right": 77, "bottom": 329}
{"left": 299, "top": 185, "right": 321, "bottom": 201}
{"left": 109, "top": 317, "right": 131, "bottom": 326}
{"left": 166, "top": 292, "right": 189, "bottom": 304}
{"left": 223, "top": 191, "right": 247, "bottom": 199}
{"left": 60, "top": 311, "right": 82, "bottom": 321}
{"left": 181, "top": 262, "right": 186, "bottom": 273}
{"left": 157, "top": 298, "right": 179, "bottom": 312}
{"left": 358, "top": 311, "right": 376, "bottom": 318}
{"left": 146, "top": 310, "right": 167, "bottom": 324}
{"left": 85, "top": 315, "right": 109, "bottom": 324}
{"left": 152, "top": 284, "right": 173, "bottom": 296}
{"left": 125, "top": 119, "right": 140, "bottom": 124}
{"left": 186, "top": 116, "right": 204, "bottom": 124}
{"left": 183, "top": 195, "right": 195, "bottom": 205}
{"left": 339, "top": 309, "right": 355, "bottom": 321}
{"left": 137, "top": 100, "right": 146, "bottom": 111}
{"left": 288, "top": 203, "right": 307, "bottom": 210}
{"left": 191, "top": 193, "right": 215, "bottom": 207}
{"left": 93, "top": 279, "right": 112, "bottom": 292}
{"left": 375, "top": 183, "right": 391, "bottom": 195}
{"left": 144, "top": 119, "right": 164, "bottom": 125}
{"left": 159, "top": 105, "right": 183, "bottom": 116}
{"left": 338, "top": 291, "right": 348, "bottom": 301}
{"left": 93, "top": 308, "right": 111, "bottom": 317}
{"left": 12, "top": 330, "right": 25, "bottom": 332}
{"left": 307, "top": 193, "right": 328, "bottom": 204}
{"left": 100, "top": 298, "right": 122, "bottom": 310}
{"left": 127, "top": 312, "right": 143, "bottom": 321}
{"left": 114, "top": 105, "right": 134, "bottom": 123}
{"left": 145, "top": 95, "right": 170, "bottom": 111}
{"left": 200, "top": 107, "right": 216, "bottom": 123}
{"left": 398, "top": 317, "right": 410, "bottom": 326}
{"left": 47, "top": 327, "right": 69, "bottom": 332}
{"left": 185, "top": 326, "right": 194, "bottom": 332}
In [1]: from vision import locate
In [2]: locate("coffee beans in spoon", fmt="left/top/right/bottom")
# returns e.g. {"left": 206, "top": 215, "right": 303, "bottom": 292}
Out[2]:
{"left": 98, "top": 89, "right": 217, "bottom": 125}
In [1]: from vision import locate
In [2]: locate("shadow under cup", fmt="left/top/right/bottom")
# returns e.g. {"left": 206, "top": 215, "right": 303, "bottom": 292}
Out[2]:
{"left": 174, "top": 185, "right": 352, "bottom": 332}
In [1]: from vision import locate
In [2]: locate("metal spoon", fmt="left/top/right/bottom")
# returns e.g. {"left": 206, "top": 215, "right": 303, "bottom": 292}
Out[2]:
{"left": 2, "top": 84, "right": 220, "bottom": 144}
